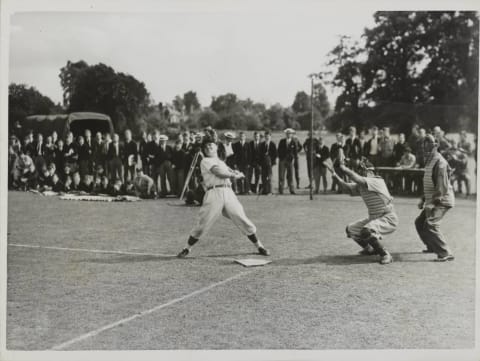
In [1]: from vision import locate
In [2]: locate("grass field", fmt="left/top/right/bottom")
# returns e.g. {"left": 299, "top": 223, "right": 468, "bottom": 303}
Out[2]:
{"left": 6, "top": 188, "right": 476, "bottom": 350}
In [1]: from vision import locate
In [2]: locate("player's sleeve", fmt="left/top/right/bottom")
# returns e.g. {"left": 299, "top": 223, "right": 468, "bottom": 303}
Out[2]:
{"left": 200, "top": 158, "right": 217, "bottom": 173}
{"left": 343, "top": 182, "right": 360, "bottom": 196}
{"left": 365, "top": 177, "right": 392, "bottom": 199}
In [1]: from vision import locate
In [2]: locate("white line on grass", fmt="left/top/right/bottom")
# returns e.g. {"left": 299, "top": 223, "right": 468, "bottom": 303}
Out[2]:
{"left": 8, "top": 243, "right": 175, "bottom": 257}
{"left": 50, "top": 270, "right": 252, "bottom": 350}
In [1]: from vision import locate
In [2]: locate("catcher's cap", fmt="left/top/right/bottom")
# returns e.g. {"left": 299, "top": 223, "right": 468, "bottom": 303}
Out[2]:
{"left": 159, "top": 135, "right": 169, "bottom": 141}
{"left": 359, "top": 157, "right": 375, "bottom": 171}
{"left": 423, "top": 134, "right": 437, "bottom": 145}
{"left": 224, "top": 131, "right": 235, "bottom": 139}
{"left": 284, "top": 128, "right": 295, "bottom": 134}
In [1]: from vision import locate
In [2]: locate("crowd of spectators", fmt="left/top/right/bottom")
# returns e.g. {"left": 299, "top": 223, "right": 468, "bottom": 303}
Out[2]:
{"left": 7, "top": 124, "right": 476, "bottom": 199}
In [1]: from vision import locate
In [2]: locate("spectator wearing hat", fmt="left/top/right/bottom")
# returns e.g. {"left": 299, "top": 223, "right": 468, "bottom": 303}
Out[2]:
{"left": 155, "top": 134, "right": 174, "bottom": 197}
{"left": 123, "top": 129, "right": 138, "bottom": 184}
{"left": 277, "top": 128, "right": 297, "bottom": 194}
{"left": 259, "top": 131, "right": 277, "bottom": 195}
{"left": 233, "top": 131, "right": 252, "bottom": 195}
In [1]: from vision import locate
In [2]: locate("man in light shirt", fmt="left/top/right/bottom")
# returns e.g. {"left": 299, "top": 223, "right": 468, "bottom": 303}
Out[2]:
{"left": 177, "top": 133, "right": 270, "bottom": 258}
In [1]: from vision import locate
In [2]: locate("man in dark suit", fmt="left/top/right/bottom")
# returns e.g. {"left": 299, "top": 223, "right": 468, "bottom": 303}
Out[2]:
{"left": 123, "top": 129, "right": 138, "bottom": 184}
{"left": 107, "top": 133, "right": 124, "bottom": 181}
{"left": 32, "top": 133, "right": 46, "bottom": 171}
{"left": 259, "top": 130, "right": 277, "bottom": 195}
{"left": 233, "top": 131, "right": 251, "bottom": 194}
{"left": 277, "top": 128, "right": 297, "bottom": 194}
{"left": 91, "top": 132, "right": 104, "bottom": 172}
{"left": 151, "top": 132, "right": 174, "bottom": 197}
{"left": 138, "top": 131, "right": 149, "bottom": 175}
{"left": 292, "top": 134, "right": 302, "bottom": 189}
{"left": 84, "top": 129, "right": 94, "bottom": 174}
{"left": 303, "top": 132, "right": 319, "bottom": 189}
{"left": 248, "top": 131, "right": 262, "bottom": 193}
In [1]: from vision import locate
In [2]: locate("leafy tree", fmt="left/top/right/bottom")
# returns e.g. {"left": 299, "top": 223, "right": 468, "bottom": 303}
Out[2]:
{"left": 183, "top": 91, "right": 200, "bottom": 114}
{"left": 59, "top": 60, "right": 89, "bottom": 108}
{"left": 8, "top": 83, "right": 60, "bottom": 128}
{"left": 325, "top": 11, "right": 479, "bottom": 132}
{"left": 172, "top": 95, "right": 184, "bottom": 114}
{"left": 60, "top": 61, "right": 150, "bottom": 134}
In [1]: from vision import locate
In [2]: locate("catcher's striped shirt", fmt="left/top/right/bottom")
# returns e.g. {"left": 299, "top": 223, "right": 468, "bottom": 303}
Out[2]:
{"left": 346, "top": 177, "right": 394, "bottom": 218}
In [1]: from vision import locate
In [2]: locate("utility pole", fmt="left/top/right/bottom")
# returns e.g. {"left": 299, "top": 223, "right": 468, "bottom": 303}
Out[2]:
{"left": 308, "top": 73, "right": 320, "bottom": 200}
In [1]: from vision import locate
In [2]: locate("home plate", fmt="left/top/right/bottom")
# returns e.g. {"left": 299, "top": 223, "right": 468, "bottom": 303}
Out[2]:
{"left": 234, "top": 258, "right": 272, "bottom": 267}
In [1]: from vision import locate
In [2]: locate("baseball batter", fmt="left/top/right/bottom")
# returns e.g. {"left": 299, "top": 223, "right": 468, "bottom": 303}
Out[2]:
{"left": 177, "top": 136, "right": 270, "bottom": 258}
{"left": 325, "top": 159, "right": 398, "bottom": 264}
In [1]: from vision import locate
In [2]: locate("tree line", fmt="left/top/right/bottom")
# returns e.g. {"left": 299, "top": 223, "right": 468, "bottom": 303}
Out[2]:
{"left": 9, "top": 11, "right": 478, "bottom": 136}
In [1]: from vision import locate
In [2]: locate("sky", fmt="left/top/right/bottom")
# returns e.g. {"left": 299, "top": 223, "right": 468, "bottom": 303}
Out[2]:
{"left": 8, "top": 3, "right": 376, "bottom": 109}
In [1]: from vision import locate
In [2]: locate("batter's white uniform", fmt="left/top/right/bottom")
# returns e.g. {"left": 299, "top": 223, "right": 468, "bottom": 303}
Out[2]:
{"left": 190, "top": 157, "right": 257, "bottom": 239}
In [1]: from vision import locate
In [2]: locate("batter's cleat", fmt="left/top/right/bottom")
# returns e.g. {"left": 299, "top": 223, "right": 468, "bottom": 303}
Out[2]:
{"left": 422, "top": 248, "right": 434, "bottom": 253}
{"left": 379, "top": 252, "right": 393, "bottom": 265}
{"left": 177, "top": 248, "right": 190, "bottom": 258}
{"left": 434, "top": 254, "right": 455, "bottom": 262}
{"left": 258, "top": 247, "right": 270, "bottom": 256}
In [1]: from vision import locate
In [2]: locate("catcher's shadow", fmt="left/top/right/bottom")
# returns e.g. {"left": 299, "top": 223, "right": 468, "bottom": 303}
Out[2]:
{"left": 274, "top": 252, "right": 434, "bottom": 266}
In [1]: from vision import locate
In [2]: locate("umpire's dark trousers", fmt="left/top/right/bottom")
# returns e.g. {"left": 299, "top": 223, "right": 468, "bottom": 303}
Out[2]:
{"left": 415, "top": 206, "right": 452, "bottom": 257}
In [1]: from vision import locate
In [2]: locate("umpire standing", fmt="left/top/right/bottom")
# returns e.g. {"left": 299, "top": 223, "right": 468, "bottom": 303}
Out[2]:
{"left": 415, "top": 134, "right": 455, "bottom": 262}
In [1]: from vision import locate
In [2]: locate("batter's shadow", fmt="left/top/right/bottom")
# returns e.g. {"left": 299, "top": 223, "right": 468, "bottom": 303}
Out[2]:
{"left": 75, "top": 255, "right": 177, "bottom": 264}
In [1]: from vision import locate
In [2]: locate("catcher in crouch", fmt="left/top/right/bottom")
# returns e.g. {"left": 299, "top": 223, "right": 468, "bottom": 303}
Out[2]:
{"left": 325, "top": 158, "right": 398, "bottom": 265}
{"left": 177, "top": 134, "right": 270, "bottom": 258}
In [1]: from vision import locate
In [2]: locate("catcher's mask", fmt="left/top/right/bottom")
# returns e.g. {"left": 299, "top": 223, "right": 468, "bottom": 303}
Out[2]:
{"left": 358, "top": 158, "right": 375, "bottom": 176}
